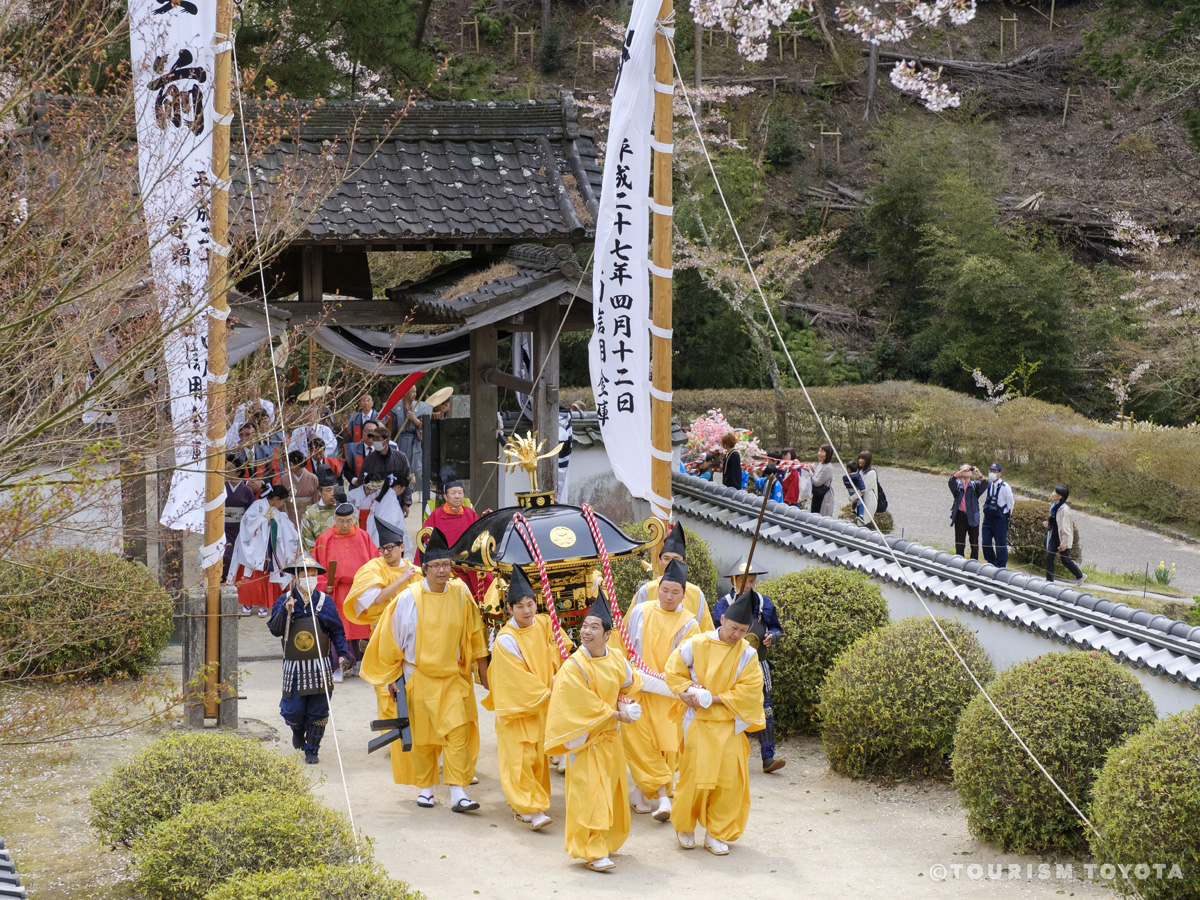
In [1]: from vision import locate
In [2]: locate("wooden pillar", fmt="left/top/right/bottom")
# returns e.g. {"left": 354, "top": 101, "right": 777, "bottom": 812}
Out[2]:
{"left": 469, "top": 324, "right": 499, "bottom": 511}
{"left": 121, "top": 452, "right": 148, "bottom": 565}
{"left": 533, "top": 301, "right": 560, "bottom": 495}
{"left": 649, "top": 0, "right": 674, "bottom": 566}
{"left": 300, "top": 247, "right": 323, "bottom": 302}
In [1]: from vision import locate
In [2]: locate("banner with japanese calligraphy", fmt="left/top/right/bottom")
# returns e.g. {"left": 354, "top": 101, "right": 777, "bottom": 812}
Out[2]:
{"left": 588, "top": 0, "right": 659, "bottom": 511}
{"left": 129, "top": 0, "right": 218, "bottom": 535}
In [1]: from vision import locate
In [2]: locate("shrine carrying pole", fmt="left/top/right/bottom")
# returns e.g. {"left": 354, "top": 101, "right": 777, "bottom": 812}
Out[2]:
{"left": 202, "top": 0, "right": 234, "bottom": 718}
{"left": 649, "top": 0, "right": 673, "bottom": 571}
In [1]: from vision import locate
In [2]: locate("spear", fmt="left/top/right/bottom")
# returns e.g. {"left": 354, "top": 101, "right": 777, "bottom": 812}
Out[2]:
{"left": 743, "top": 465, "right": 778, "bottom": 575}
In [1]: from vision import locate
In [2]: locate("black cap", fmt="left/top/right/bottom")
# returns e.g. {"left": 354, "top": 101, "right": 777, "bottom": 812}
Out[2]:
{"left": 438, "top": 464, "right": 458, "bottom": 493}
{"left": 584, "top": 589, "right": 614, "bottom": 631}
{"left": 334, "top": 501, "right": 356, "bottom": 517}
{"left": 333, "top": 488, "right": 347, "bottom": 505}
{"left": 422, "top": 526, "right": 452, "bottom": 562}
{"left": 661, "top": 558, "right": 688, "bottom": 588}
{"left": 442, "top": 478, "right": 464, "bottom": 494}
{"left": 724, "top": 590, "right": 755, "bottom": 626}
{"left": 660, "top": 524, "right": 686, "bottom": 559}
{"left": 506, "top": 565, "right": 536, "bottom": 605}
{"left": 316, "top": 466, "right": 337, "bottom": 488}
{"left": 375, "top": 516, "right": 406, "bottom": 549}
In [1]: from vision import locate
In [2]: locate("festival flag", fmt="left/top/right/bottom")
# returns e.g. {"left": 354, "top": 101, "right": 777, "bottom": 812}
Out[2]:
{"left": 129, "top": 0, "right": 219, "bottom": 536}
{"left": 588, "top": 0, "right": 660, "bottom": 512}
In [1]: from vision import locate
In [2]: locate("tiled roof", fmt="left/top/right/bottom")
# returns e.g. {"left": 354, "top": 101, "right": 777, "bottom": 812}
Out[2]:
{"left": 672, "top": 473, "right": 1200, "bottom": 690}
{"left": 230, "top": 95, "right": 600, "bottom": 247}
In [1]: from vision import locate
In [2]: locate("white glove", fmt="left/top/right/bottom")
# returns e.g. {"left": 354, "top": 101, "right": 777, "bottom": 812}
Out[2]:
{"left": 681, "top": 686, "right": 713, "bottom": 708}
{"left": 623, "top": 702, "right": 642, "bottom": 722}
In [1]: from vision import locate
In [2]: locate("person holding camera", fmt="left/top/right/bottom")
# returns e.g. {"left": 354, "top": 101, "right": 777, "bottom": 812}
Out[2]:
{"left": 949, "top": 464, "right": 987, "bottom": 560}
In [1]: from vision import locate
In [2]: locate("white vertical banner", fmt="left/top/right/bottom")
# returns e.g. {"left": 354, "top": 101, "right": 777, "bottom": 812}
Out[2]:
{"left": 588, "top": 0, "right": 659, "bottom": 506}
{"left": 129, "top": 0, "right": 218, "bottom": 534}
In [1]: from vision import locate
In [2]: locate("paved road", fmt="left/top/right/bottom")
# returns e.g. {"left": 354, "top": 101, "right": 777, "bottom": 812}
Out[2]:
{"left": 836, "top": 467, "right": 1200, "bottom": 596}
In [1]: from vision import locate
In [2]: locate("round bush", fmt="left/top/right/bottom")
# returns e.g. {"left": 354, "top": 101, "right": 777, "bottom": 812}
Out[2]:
{"left": 1089, "top": 707, "right": 1200, "bottom": 900}
{"left": 819, "top": 616, "right": 994, "bottom": 779}
{"left": 133, "top": 790, "right": 367, "bottom": 900}
{"left": 952, "top": 652, "right": 1156, "bottom": 854}
{"left": 205, "top": 864, "right": 426, "bottom": 900}
{"left": 1007, "top": 500, "right": 1083, "bottom": 568}
{"left": 837, "top": 502, "right": 894, "bottom": 534}
{"left": 759, "top": 567, "right": 889, "bottom": 735}
{"left": 0, "top": 548, "right": 173, "bottom": 679}
{"left": 610, "top": 523, "right": 718, "bottom": 614}
{"left": 91, "top": 731, "right": 310, "bottom": 847}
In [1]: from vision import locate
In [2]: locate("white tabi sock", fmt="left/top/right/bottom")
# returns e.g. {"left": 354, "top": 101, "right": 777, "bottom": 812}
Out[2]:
{"left": 450, "top": 784, "right": 468, "bottom": 805}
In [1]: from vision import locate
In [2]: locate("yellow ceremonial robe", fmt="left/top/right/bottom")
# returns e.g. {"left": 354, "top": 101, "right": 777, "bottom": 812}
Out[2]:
{"left": 643, "top": 578, "right": 714, "bottom": 632}
{"left": 621, "top": 601, "right": 697, "bottom": 795}
{"left": 345, "top": 556, "right": 421, "bottom": 722}
{"left": 485, "top": 615, "right": 570, "bottom": 815}
{"left": 359, "top": 577, "right": 488, "bottom": 788}
{"left": 544, "top": 646, "right": 641, "bottom": 863}
{"left": 666, "top": 632, "right": 765, "bottom": 842}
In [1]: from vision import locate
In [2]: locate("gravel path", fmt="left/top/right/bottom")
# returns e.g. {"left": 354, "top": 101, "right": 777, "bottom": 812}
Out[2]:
{"left": 836, "top": 467, "right": 1200, "bottom": 597}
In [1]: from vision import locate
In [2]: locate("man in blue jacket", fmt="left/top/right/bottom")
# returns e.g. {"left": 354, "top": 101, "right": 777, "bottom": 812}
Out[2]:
{"left": 980, "top": 462, "right": 1015, "bottom": 568}
{"left": 948, "top": 464, "right": 987, "bottom": 560}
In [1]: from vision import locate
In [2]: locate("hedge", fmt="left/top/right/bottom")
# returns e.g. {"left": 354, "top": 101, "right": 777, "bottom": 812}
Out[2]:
{"left": 952, "top": 652, "right": 1157, "bottom": 854}
{"left": 758, "top": 567, "right": 889, "bottom": 735}
{"left": 90, "top": 731, "right": 310, "bottom": 847}
{"left": 819, "top": 617, "right": 994, "bottom": 780}
{"left": 1089, "top": 707, "right": 1200, "bottom": 900}
{"left": 610, "top": 523, "right": 718, "bottom": 614}
{"left": 133, "top": 790, "right": 366, "bottom": 900}
{"left": 562, "top": 382, "right": 1200, "bottom": 533}
{"left": 205, "top": 865, "right": 426, "bottom": 900}
{"left": 1008, "top": 500, "right": 1084, "bottom": 568}
{"left": 0, "top": 548, "right": 173, "bottom": 679}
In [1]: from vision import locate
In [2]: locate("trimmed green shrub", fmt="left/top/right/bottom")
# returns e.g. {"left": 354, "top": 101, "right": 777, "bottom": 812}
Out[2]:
{"left": 819, "top": 617, "right": 994, "bottom": 779}
{"left": 205, "top": 864, "right": 425, "bottom": 900}
{"left": 611, "top": 523, "right": 718, "bottom": 614}
{"left": 0, "top": 548, "right": 173, "bottom": 679}
{"left": 760, "top": 567, "right": 889, "bottom": 735}
{"left": 837, "top": 501, "right": 894, "bottom": 534}
{"left": 133, "top": 790, "right": 367, "bottom": 900}
{"left": 1007, "top": 499, "right": 1083, "bottom": 568}
{"left": 91, "top": 731, "right": 310, "bottom": 847}
{"left": 952, "top": 652, "right": 1156, "bottom": 854}
{"left": 1089, "top": 707, "right": 1200, "bottom": 900}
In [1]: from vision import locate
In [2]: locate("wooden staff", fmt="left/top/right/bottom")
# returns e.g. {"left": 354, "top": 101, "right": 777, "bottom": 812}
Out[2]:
{"left": 743, "top": 470, "right": 778, "bottom": 575}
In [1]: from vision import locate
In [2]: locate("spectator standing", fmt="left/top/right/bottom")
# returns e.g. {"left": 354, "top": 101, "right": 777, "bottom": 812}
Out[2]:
{"left": 720, "top": 432, "right": 742, "bottom": 490}
{"left": 980, "top": 462, "right": 1015, "bottom": 568}
{"left": 856, "top": 450, "right": 879, "bottom": 524}
{"left": 779, "top": 449, "right": 801, "bottom": 506}
{"left": 395, "top": 385, "right": 432, "bottom": 487}
{"left": 843, "top": 462, "right": 867, "bottom": 523}
{"left": 1043, "top": 485, "right": 1086, "bottom": 583}
{"left": 948, "top": 464, "right": 987, "bottom": 559}
{"left": 809, "top": 444, "right": 835, "bottom": 516}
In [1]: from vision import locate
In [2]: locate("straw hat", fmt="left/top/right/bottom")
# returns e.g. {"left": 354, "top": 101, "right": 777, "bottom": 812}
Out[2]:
{"left": 297, "top": 385, "right": 332, "bottom": 402}
{"left": 426, "top": 386, "right": 454, "bottom": 407}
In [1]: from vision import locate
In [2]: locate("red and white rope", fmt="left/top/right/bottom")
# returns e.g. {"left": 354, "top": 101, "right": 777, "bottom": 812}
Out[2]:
{"left": 511, "top": 512, "right": 570, "bottom": 662}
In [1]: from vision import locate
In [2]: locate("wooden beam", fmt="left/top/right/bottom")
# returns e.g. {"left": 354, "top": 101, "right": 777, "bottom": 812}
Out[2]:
{"left": 479, "top": 367, "right": 535, "bottom": 395}
{"left": 533, "top": 300, "right": 560, "bottom": 495}
{"left": 469, "top": 324, "right": 499, "bottom": 511}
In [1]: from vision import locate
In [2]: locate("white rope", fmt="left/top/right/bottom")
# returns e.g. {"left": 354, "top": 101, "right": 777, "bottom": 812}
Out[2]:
{"left": 231, "top": 43, "right": 361, "bottom": 848}
{"left": 649, "top": 385, "right": 673, "bottom": 402}
{"left": 669, "top": 45, "right": 1104, "bottom": 846}
{"left": 648, "top": 322, "right": 673, "bottom": 339}
{"left": 647, "top": 262, "right": 673, "bottom": 279}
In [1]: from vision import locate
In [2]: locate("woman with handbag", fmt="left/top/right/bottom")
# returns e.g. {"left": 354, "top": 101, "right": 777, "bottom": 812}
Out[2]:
{"left": 808, "top": 444, "right": 835, "bottom": 517}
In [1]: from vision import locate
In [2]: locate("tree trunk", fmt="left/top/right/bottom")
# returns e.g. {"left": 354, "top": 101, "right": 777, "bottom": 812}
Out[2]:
{"left": 541, "top": 0, "right": 550, "bottom": 37}
{"left": 864, "top": 40, "right": 878, "bottom": 121}
{"left": 413, "top": 0, "right": 434, "bottom": 48}
{"left": 694, "top": 23, "right": 703, "bottom": 90}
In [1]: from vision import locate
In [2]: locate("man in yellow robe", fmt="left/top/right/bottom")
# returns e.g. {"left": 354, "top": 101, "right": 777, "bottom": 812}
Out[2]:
{"left": 485, "top": 565, "right": 572, "bottom": 831}
{"left": 666, "top": 589, "right": 765, "bottom": 856}
{"left": 621, "top": 558, "right": 698, "bottom": 820}
{"left": 358, "top": 525, "right": 490, "bottom": 811}
{"left": 344, "top": 516, "right": 421, "bottom": 727}
{"left": 544, "top": 590, "right": 641, "bottom": 872}
{"left": 631, "top": 524, "right": 713, "bottom": 632}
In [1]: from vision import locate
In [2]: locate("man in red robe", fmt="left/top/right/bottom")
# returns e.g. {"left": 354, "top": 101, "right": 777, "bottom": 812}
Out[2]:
{"left": 313, "top": 500, "right": 379, "bottom": 679}
{"left": 418, "top": 478, "right": 491, "bottom": 600}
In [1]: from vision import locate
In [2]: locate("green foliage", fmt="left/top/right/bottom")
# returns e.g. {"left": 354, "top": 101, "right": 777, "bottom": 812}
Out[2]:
{"left": 819, "top": 617, "right": 994, "bottom": 779}
{"left": 205, "top": 865, "right": 426, "bottom": 900}
{"left": 538, "top": 27, "right": 562, "bottom": 74}
{"left": 837, "top": 501, "right": 894, "bottom": 534}
{"left": 763, "top": 115, "right": 802, "bottom": 168}
{"left": 1183, "top": 107, "right": 1200, "bottom": 152}
{"left": 90, "top": 731, "right": 311, "bottom": 848}
{"left": 470, "top": 0, "right": 514, "bottom": 45}
{"left": 1007, "top": 500, "right": 1083, "bottom": 568}
{"left": 952, "top": 652, "right": 1157, "bottom": 854}
{"left": 772, "top": 316, "right": 862, "bottom": 388}
{"left": 133, "top": 790, "right": 366, "bottom": 900}
{"left": 610, "top": 523, "right": 718, "bottom": 614}
{"left": 0, "top": 549, "right": 173, "bottom": 680}
{"left": 1089, "top": 707, "right": 1200, "bottom": 900}
{"left": 759, "top": 568, "right": 889, "bottom": 735}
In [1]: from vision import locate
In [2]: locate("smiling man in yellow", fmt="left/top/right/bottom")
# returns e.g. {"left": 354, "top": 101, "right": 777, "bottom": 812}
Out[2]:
{"left": 486, "top": 564, "right": 571, "bottom": 831}
{"left": 621, "top": 558, "right": 698, "bottom": 820}
{"left": 544, "top": 590, "right": 642, "bottom": 872}
{"left": 666, "top": 588, "right": 765, "bottom": 856}
{"left": 358, "top": 525, "right": 489, "bottom": 812}
{"left": 630, "top": 525, "right": 713, "bottom": 632}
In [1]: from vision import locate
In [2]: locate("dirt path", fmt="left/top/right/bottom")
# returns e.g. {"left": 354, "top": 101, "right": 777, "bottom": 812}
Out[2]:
{"left": 229, "top": 619, "right": 1115, "bottom": 900}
